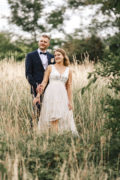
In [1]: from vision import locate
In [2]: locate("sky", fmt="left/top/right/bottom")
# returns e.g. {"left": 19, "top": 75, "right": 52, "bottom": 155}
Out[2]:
{"left": 0, "top": 0, "right": 96, "bottom": 39}
{"left": 0, "top": 0, "right": 10, "bottom": 28}
{"left": 0, "top": 0, "right": 84, "bottom": 38}
{"left": 0, "top": 0, "right": 118, "bottom": 40}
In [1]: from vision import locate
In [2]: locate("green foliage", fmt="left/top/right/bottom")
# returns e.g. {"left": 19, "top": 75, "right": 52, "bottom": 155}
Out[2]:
{"left": 1, "top": 60, "right": 120, "bottom": 178}
{"left": 49, "top": 38, "right": 64, "bottom": 51}
{"left": 0, "top": 32, "right": 16, "bottom": 59}
{"left": 67, "top": 0, "right": 120, "bottom": 38}
{"left": 8, "top": 0, "right": 45, "bottom": 40}
{"left": 106, "top": 33, "right": 120, "bottom": 56}
{"left": 63, "top": 35, "right": 104, "bottom": 62}
{"left": 0, "top": 32, "right": 38, "bottom": 61}
{"left": 0, "top": 31, "right": 65, "bottom": 61}
{"left": 47, "top": 7, "right": 66, "bottom": 31}
{"left": 0, "top": 138, "right": 8, "bottom": 179}
{"left": 79, "top": 30, "right": 120, "bottom": 172}
{"left": 103, "top": 93, "right": 120, "bottom": 170}
{"left": 13, "top": 40, "right": 38, "bottom": 61}
{"left": 67, "top": 0, "right": 120, "bottom": 15}
{"left": 22, "top": 135, "right": 76, "bottom": 179}
{"left": 88, "top": 49, "right": 120, "bottom": 170}
{"left": 99, "top": 0, "right": 120, "bottom": 15}
{"left": 89, "top": 0, "right": 120, "bottom": 30}
{"left": 0, "top": 133, "right": 99, "bottom": 179}
{"left": 100, "top": 53, "right": 120, "bottom": 124}
{"left": 8, "top": 0, "right": 67, "bottom": 40}
{"left": 0, "top": 31, "right": 105, "bottom": 62}
{"left": 67, "top": 0, "right": 85, "bottom": 8}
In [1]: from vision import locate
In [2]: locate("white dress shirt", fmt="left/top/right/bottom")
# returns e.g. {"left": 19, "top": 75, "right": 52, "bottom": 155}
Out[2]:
{"left": 37, "top": 48, "right": 48, "bottom": 70}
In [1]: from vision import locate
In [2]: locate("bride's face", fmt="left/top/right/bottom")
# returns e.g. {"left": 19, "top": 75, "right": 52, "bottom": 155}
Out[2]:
{"left": 54, "top": 51, "right": 64, "bottom": 64}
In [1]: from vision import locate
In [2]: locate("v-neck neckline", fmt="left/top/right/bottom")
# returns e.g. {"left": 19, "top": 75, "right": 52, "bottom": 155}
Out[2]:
{"left": 54, "top": 65, "right": 67, "bottom": 76}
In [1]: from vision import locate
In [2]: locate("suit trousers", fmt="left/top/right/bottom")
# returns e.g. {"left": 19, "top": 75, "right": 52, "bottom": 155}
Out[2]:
{"left": 30, "top": 86, "right": 44, "bottom": 128}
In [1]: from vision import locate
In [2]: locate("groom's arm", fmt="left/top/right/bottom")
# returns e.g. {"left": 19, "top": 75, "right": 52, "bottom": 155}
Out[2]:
{"left": 25, "top": 53, "right": 37, "bottom": 90}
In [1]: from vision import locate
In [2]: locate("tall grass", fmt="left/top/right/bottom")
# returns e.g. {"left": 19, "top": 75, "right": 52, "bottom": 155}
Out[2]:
{"left": 0, "top": 59, "right": 118, "bottom": 179}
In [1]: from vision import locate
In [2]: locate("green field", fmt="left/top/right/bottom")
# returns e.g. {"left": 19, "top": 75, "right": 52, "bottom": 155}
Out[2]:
{"left": 0, "top": 60, "right": 119, "bottom": 180}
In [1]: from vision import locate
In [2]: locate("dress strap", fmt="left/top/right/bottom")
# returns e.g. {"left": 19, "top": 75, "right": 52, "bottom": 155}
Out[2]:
{"left": 50, "top": 64, "right": 54, "bottom": 72}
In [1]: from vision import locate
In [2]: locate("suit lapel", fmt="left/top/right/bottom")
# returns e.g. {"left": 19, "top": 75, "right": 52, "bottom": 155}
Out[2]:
{"left": 34, "top": 50, "right": 44, "bottom": 70}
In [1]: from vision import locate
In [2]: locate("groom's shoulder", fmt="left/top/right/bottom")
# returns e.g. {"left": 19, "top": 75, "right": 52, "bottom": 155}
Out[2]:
{"left": 27, "top": 50, "right": 38, "bottom": 56}
{"left": 47, "top": 51, "right": 54, "bottom": 58}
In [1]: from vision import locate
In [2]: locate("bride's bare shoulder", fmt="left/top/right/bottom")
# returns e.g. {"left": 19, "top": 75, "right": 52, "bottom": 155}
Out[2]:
{"left": 68, "top": 67, "right": 72, "bottom": 75}
{"left": 46, "top": 65, "right": 52, "bottom": 72}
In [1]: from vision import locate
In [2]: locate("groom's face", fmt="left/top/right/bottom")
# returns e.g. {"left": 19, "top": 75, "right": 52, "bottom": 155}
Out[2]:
{"left": 38, "top": 37, "right": 50, "bottom": 51}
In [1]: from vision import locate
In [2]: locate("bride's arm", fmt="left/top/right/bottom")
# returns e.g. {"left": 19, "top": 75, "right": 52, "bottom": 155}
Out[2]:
{"left": 66, "top": 69, "right": 73, "bottom": 110}
{"left": 33, "top": 66, "right": 51, "bottom": 105}
{"left": 38, "top": 65, "right": 51, "bottom": 94}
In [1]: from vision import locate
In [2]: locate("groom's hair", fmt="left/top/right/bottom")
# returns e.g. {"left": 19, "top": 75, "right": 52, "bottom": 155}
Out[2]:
{"left": 41, "top": 34, "right": 50, "bottom": 41}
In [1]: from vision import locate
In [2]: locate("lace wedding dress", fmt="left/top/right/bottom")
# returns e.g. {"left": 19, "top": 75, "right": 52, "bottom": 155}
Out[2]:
{"left": 38, "top": 65, "right": 78, "bottom": 135}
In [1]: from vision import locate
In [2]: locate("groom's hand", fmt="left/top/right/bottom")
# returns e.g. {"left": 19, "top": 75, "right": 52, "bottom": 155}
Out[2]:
{"left": 36, "top": 88, "right": 38, "bottom": 93}
{"left": 33, "top": 97, "right": 40, "bottom": 105}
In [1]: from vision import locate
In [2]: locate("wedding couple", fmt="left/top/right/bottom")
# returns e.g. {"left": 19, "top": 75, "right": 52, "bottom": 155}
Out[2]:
{"left": 25, "top": 34, "right": 78, "bottom": 135}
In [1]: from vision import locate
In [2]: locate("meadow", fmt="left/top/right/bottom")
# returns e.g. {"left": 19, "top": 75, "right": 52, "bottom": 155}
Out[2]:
{"left": 0, "top": 58, "right": 119, "bottom": 180}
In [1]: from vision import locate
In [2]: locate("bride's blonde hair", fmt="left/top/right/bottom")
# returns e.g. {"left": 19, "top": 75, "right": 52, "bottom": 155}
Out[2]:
{"left": 54, "top": 48, "right": 70, "bottom": 66}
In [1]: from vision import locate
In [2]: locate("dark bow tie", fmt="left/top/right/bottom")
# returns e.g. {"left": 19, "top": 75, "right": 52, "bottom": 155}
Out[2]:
{"left": 40, "top": 52, "right": 47, "bottom": 55}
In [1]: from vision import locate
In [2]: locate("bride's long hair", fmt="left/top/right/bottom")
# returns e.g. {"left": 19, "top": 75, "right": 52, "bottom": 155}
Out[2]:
{"left": 54, "top": 48, "right": 70, "bottom": 66}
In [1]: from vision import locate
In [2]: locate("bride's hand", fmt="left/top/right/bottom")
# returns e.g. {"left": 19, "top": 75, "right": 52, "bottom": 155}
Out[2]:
{"left": 68, "top": 102, "right": 73, "bottom": 110}
{"left": 38, "top": 84, "right": 44, "bottom": 94}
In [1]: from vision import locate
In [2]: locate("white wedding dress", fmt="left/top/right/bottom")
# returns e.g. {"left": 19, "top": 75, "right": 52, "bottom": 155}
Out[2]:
{"left": 38, "top": 65, "right": 78, "bottom": 135}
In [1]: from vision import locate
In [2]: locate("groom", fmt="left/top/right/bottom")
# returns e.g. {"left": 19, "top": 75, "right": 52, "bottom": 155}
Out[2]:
{"left": 25, "top": 34, "right": 54, "bottom": 125}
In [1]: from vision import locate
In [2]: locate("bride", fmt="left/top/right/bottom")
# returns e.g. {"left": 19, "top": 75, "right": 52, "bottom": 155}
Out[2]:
{"left": 33, "top": 48, "right": 78, "bottom": 135}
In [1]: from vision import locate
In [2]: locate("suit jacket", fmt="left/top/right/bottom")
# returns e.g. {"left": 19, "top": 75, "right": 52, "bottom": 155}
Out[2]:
{"left": 25, "top": 50, "right": 54, "bottom": 95}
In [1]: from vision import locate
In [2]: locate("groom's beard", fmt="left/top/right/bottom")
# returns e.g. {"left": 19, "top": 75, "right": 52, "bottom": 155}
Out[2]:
{"left": 40, "top": 47, "right": 47, "bottom": 51}
{"left": 39, "top": 44, "right": 48, "bottom": 51}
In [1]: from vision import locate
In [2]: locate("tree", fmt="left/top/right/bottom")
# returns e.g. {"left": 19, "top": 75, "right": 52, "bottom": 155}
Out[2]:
{"left": 63, "top": 35, "right": 104, "bottom": 62}
{"left": 80, "top": 0, "right": 120, "bottom": 171}
{"left": 0, "top": 31, "right": 39, "bottom": 61}
{"left": 0, "top": 31, "right": 16, "bottom": 59}
{"left": 93, "top": 51, "right": 120, "bottom": 170}
{"left": 46, "top": 7, "right": 66, "bottom": 32}
{"left": 67, "top": 0, "right": 120, "bottom": 34}
{"left": 8, "top": 0, "right": 45, "bottom": 41}
{"left": 8, "top": 0, "right": 68, "bottom": 42}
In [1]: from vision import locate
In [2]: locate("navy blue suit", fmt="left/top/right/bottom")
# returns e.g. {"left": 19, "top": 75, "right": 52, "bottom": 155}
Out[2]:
{"left": 25, "top": 50, "right": 54, "bottom": 96}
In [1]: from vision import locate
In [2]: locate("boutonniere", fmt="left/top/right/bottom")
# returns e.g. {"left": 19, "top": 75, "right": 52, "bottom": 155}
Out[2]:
{"left": 51, "top": 58, "right": 54, "bottom": 63}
